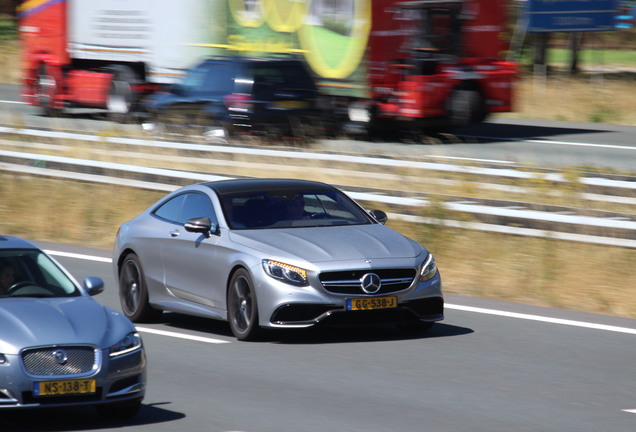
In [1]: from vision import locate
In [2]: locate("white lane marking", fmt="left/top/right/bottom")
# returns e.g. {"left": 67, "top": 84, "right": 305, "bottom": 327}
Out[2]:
{"left": 45, "top": 249, "right": 636, "bottom": 336}
{"left": 622, "top": 409, "right": 636, "bottom": 414}
{"left": 527, "top": 138, "right": 636, "bottom": 151}
{"left": 46, "top": 249, "right": 112, "bottom": 263}
{"left": 0, "top": 99, "right": 24, "bottom": 105}
{"left": 136, "top": 326, "right": 230, "bottom": 344}
{"left": 446, "top": 304, "right": 636, "bottom": 335}
{"left": 462, "top": 134, "right": 636, "bottom": 152}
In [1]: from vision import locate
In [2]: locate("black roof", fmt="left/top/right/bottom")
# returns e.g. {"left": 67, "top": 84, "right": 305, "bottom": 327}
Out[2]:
{"left": 203, "top": 178, "right": 336, "bottom": 196}
{"left": 0, "top": 235, "right": 39, "bottom": 250}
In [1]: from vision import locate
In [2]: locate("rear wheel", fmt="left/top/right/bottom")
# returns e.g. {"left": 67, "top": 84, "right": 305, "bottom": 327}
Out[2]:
{"left": 119, "top": 253, "right": 162, "bottom": 323}
{"left": 227, "top": 269, "right": 261, "bottom": 341}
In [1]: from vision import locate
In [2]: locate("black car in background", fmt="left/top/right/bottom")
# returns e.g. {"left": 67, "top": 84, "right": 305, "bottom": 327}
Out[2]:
{"left": 142, "top": 56, "right": 323, "bottom": 140}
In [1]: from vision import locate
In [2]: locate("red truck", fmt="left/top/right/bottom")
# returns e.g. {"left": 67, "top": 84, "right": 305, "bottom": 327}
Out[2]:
{"left": 18, "top": 0, "right": 516, "bottom": 132}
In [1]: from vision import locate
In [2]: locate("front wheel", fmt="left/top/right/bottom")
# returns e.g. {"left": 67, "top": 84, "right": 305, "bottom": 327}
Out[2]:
{"left": 118, "top": 253, "right": 162, "bottom": 323}
{"left": 227, "top": 269, "right": 261, "bottom": 341}
{"left": 36, "top": 64, "right": 63, "bottom": 117}
{"left": 449, "top": 89, "right": 484, "bottom": 128}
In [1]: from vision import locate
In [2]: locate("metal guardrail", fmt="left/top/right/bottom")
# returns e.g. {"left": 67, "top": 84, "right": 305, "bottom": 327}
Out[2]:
{"left": 1, "top": 126, "right": 635, "bottom": 248}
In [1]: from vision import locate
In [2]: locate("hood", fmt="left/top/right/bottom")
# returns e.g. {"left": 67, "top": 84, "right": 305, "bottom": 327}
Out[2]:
{"left": 229, "top": 224, "right": 424, "bottom": 264}
{"left": 0, "top": 297, "right": 130, "bottom": 355}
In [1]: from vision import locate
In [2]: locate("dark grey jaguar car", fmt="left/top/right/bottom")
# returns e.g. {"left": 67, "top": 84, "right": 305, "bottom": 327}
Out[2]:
{"left": 114, "top": 179, "right": 443, "bottom": 341}
{"left": 0, "top": 236, "right": 146, "bottom": 417}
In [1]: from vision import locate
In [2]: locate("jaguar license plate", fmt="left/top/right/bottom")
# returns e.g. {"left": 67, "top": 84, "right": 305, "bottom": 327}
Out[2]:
{"left": 34, "top": 379, "right": 96, "bottom": 396}
{"left": 346, "top": 296, "right": 397, "bottom": 311}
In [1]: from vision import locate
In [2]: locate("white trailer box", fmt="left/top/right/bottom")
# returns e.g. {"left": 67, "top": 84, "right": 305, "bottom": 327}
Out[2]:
{"left": 68, "top": 0, "right": 218, "bottom": 84}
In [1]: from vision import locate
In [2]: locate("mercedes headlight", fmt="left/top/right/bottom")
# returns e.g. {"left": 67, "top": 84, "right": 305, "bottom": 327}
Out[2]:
{"left": 109, "top": 332, "right": 142, "bottom": 357}
{"left": 419, "top": 253, "right": 438, "bottom": 281}
{"left": 262, "top": 260, "right": 308, "bottom": 286}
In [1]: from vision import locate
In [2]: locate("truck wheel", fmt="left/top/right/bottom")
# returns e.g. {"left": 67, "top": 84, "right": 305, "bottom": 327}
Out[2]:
{"left": 107, "top": 65, "right": 138, "bottom": 123}
{"left": 449, "top": 89, "right": 483, "bottom": 128}
{"left": 36, "top": 64, "right": 62, "bottom": 117}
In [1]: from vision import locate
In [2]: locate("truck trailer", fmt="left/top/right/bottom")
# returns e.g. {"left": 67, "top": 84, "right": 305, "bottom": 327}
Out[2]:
{"left": 18, "top": 0, "right": 517, "bottom": 132}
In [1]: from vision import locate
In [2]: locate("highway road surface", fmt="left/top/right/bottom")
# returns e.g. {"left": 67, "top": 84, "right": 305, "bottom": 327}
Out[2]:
{"left": 1, "top": 83, "right": 636, "bottom": 174}
{"left": 1, "top": 240, "right": 634, "bottom": 432}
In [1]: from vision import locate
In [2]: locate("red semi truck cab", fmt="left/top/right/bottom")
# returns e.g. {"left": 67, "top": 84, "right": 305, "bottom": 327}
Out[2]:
{"left": 359, "top": 0, "right": 517, "bottom": 131}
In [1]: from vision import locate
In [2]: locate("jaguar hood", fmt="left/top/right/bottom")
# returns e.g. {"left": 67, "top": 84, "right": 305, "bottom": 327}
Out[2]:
{"left": 0, "top": 296, "right": 133, "bottom": 354}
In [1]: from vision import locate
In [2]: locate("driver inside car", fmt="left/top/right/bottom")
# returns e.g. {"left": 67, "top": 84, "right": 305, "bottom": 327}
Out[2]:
{"left": 0, "top": 260, "right": 16, "bottom": 295}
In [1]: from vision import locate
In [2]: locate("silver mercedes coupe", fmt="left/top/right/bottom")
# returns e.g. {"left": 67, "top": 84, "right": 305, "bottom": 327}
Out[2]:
{"left": 0, "top": 236, "right": 146, "bottom": 417}
{"left": 113, "top": 179, "right": 443, "bottom": 341}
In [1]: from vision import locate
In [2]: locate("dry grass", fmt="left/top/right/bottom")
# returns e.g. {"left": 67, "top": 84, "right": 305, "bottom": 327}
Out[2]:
{"left": 0, "top": 176, "right": 164, "bottom": 249}
{"left": 391, "top": 218, "right": 636, "bottom": 319}
{"left": 502, "top": 73, "right": 636, "bottom": 125}
{"left": 0, "top": 40, "right": 20, "bottom": 84}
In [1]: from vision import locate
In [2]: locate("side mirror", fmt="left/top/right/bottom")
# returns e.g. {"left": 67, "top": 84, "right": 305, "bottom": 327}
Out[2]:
{"left": 369, "top": 209, "right": 388, "bottom": 224}
{"left": 184, "top": 217, "right": 218, "bottom": 237}
{"left": 84, "top": 277, "right": 104, "bottom": 296}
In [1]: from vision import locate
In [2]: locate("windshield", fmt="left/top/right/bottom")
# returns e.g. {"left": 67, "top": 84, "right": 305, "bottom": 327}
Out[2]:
{"left": 222, "top": 188, "right": 374, "bottom": 230}
{"left": 0, "top": 250, "right": 81, "bottom": 298}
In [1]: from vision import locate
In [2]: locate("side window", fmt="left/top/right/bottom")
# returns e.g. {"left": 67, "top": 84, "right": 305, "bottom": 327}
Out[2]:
{"left": 181, "top": 193, "right": 217, "bottom": 226}
{"left": 154, "top": 194, "right": 186, "bottom": 223}
{"left": 201, "top": 64, "right": 235, "bottom": 95}
{"left": 181, "top": 63, "right": 209, "bottom": 93}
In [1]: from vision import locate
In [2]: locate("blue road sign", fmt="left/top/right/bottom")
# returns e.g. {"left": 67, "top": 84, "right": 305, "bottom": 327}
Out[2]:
{"left": 526, "top": 0, "right": 618, "bottom": 32}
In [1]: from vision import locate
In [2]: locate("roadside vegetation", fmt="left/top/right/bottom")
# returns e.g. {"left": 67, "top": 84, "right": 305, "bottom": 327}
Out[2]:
{"left": 0, "top": 17, "right": 635, "bottom": 320}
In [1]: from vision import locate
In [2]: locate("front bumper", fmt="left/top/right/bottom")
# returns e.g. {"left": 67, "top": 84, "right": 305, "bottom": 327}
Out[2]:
{"left": 254, "top": 266, "right": 444, "bottom": 329}
{"left": 0, "top": 347, "right": 146, "bottom": 409}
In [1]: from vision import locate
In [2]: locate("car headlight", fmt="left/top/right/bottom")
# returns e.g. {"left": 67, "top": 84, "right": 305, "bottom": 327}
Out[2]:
{"left": 109, "top": 332, "right": 142, "bottom": 357}
{"left": 0, "top": 354, "right": 7, "bottom": 365}
{"left": 419, "top": 253, "right": 438, "bottom": 281}
{"left": 262, "top": 259, "right": 308, "bottom": 286}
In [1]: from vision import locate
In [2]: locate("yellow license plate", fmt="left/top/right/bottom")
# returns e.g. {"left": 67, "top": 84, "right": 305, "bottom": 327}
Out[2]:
{"left": 34, "top": 379, "right": 96, "bottom": 396}
{"left": 347, "top": 296, "right": 397, "bottom": 311}
{"left": 271, "top": 100, "right": 308, "bottom": 109}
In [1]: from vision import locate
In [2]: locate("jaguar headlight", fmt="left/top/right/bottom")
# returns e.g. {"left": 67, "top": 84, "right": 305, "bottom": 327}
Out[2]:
{"left": 419, "top": 253, "right": 438, "bottom": 281}
{"left": 262, "top": 260, "right": 308, "bottom": 286}
{"left": 109, "top": 332, "right": 142, "bottom": 357}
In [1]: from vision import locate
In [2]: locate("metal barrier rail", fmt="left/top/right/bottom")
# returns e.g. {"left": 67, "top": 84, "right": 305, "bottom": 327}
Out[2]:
{"left": 1, "top": 126, "right": 635, "bottom": 248}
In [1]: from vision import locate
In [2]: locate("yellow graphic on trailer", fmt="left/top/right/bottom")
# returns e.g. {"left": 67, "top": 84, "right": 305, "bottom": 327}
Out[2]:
{"left": 264, "top": 0, "right": 309, "bottom": 33}
{"left": 226, "top": 0, "right": 371, "bottom": 81}
{"left": 228, "top": 0, "right": 265, "bottom": 28}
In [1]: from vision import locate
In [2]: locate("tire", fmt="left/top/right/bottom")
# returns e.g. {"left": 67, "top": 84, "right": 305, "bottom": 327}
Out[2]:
{"left": 118, "top": 253, "right": 162, "bottom": 323}
{"left": 36, "top": 64, "right": 63, "bottom": 117}
{"left": 449, "top": 89, "right": 483, "bottom": 128}
{"left": 95, "top": 398, "right": 142, "bottom": 419}
{"left": 227, "top": 269, "right": 261, "bottom": 341}
{"left": 107, "top": 65, "right": 138, "bottom": 123}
